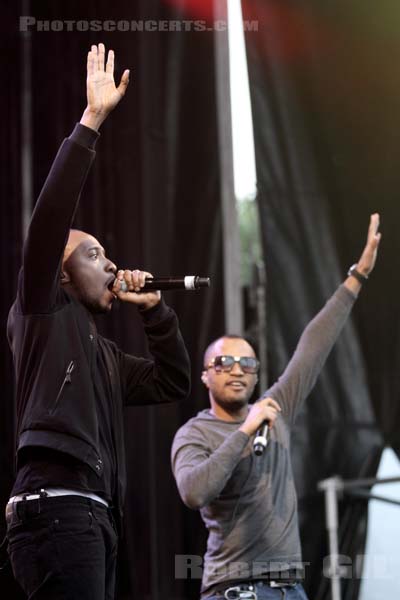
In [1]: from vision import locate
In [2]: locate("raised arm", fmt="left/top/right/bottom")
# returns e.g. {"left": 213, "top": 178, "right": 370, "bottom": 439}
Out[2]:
{"left": 80, "top": 43, "right": 129, "bottom": 131}
{"left": 265, "top": 213, "right": 381, "bottom": 423}
{"left": 343, "top": 212, "right": 381, "bottom": 295}
{"left": 21, "top": 43, "right": 129, "bottom": 314}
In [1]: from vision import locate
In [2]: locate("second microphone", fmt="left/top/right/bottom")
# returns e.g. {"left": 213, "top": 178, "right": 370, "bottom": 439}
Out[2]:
{"left": 117, "top": 275, "right": 211, "bottom": 293}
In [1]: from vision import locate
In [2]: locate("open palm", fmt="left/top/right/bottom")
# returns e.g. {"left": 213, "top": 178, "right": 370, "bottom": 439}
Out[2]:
{"left": 357, "top": 213, "right": 381, "bottom": 276}
{"left": 86, "top": 43, "right": 129, "bottom": 114}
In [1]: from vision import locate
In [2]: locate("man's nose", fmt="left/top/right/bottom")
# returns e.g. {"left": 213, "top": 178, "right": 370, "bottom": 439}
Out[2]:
{"left": 230, "top": 361, "right": 244, "bottom": 376}
{"left": 105, "top": 258, "right": 117, "bottom": 273}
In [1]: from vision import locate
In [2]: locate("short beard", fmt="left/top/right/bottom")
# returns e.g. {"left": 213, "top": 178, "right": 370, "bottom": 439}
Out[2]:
{"left": 213, "top": 395, "right": 249, "bottom": 415}
{"left": 74, "top": 288, "right": 112, "bottom": 315}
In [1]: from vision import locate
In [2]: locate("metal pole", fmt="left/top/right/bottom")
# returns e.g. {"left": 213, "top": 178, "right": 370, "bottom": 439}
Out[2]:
{"left": 319, "top": 474, "right": 400, "bottom": 599}
{"left": 213, "top": 0, "right": 244, "bottom": 334}
{"left": 346, "top": 490, "right": 400, "bottom": 507}
{"left": 318, "top": 477, "right": 343, "bottom": 600}
{"left": 21, "top": 0, "right": 33, "bottom": 239}
{"left": 341, "top": 476, "right": 400, "bottom": 490}
{"left": 255, "top": 260, "right": 268, "bottom": 391}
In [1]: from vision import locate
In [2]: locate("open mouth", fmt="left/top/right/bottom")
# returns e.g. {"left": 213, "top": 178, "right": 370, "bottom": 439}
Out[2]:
{"left": 107, "top": 276, "right": 117, "bottom": 291}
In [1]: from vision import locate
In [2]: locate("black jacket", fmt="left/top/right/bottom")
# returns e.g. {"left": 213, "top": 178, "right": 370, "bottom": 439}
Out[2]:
{"left": 7, "top": 124, "right": 191, "bottom": 515}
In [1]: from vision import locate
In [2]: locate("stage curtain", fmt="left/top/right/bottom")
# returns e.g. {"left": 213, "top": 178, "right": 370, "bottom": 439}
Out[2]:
{"left": 1, "top": 1, "right": 223, "bottom": 598}
{"left": 244, "top": 1, "right": 400, "bottom": 598}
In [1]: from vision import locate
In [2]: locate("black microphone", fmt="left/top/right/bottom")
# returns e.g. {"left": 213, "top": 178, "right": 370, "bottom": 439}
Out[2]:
{"left": 253, "top": 421, "right": 269, "bottom": 456}
{"left": 118, "top": 275, "right": 210, "bottom": 293}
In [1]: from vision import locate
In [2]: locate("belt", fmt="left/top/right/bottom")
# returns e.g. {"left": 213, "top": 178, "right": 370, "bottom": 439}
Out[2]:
{"left": 8, "top": 487, "right": 108, "bottom": 506}
{"left": 214, "top": 578, "right": 300, "bottom": 599}
{"left": 5, "top": 488, "right": 108, "bottom": 524}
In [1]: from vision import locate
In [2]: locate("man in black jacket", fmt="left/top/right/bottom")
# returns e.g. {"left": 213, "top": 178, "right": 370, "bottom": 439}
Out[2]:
{"left": 6, "top": 43, "right": 190, "bottom": 599}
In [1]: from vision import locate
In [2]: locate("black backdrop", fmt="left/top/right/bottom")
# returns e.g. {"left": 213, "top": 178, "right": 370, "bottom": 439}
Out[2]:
{"left": 1, "top": 1, "right": 400, "bottom": 599}
{"left": 1, "top": 1, "right": 222, "bottom": 598}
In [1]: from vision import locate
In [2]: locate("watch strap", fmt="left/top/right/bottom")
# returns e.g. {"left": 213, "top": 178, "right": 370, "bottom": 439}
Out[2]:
{"left": 347, "top": 263, "right": 368, "bottom": 284}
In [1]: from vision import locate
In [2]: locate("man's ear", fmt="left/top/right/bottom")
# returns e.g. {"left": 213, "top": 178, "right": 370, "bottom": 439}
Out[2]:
{"left": 201, "top": 370, "right": 209, "bottom": 388}
{"left": 60, "top": 270, "right": 71, "bottom": 285}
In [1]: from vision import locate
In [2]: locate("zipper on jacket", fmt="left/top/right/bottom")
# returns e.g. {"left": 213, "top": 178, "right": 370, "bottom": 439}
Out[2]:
{"left": 50, "top": 360, "right": 75, "bottom": 414}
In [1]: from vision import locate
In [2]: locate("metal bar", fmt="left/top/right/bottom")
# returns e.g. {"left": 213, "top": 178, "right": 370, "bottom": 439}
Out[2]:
{"left": 345, "top": 490, "right": 400, "bottom": 507}
{"left": 318, "top": 474, "right": 400, "bottom": 600}
{"left": 21, "top": 0, "right": 33, "bottom": 239}
{"left": 341, "top": 476, "right": 400, "bottom": 490}
{"left": 320, "top": 478, "right": 342, "bottom": 600}
{"left": 255, "top": 261, "right": 268, "bottom": 391}
{"left": 214, "top": 0, "right": 244, "bottom": 334}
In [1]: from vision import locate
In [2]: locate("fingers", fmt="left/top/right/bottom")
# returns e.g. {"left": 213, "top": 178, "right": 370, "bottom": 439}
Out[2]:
{"left": 87, "top": 51, "right": 94, "bottom": 77}
{"left": 88, "top": 43, "right": 105, "bottom": 73}
{"left": 117, "top": 69, "right": 130, "bottom": 97}
{"left": 370, "top": 213, "right": 380, "bottom": 232}
{"left": 365, "top": 213, "right": 382, "bottom": 252}
{"left": 258, "top": 398, "right": 281, "bottom": 427}
{"left": 106, "top": 49, "right": 114, "bottom": 75}
{"left": 368, "top": 214, "right": 381, "bottom": 250}
{"left": 86, "top": 43, "right": 129, "bottom": 108}
{"left": 264, "top": 406, "right": 280, "bottom": 425}
{"left": 112, "top": 269, "right": 161, "bottom": 309}
{"left": 240, "top": 398, "right": 282, "bottom": 436}
{"left": 354, "top": 214, "right": 382, "bottom": 278}
{"left": 253, "top": 399, "right": 281, "bottom": 423}
{"left": 91, "top": 44, "right": 98, "bottom": 72}
{"left": 130, "top": 269, "right": 147, "bottom": 292}
{"left": 260, "top": 397, "right": 281, "bottom": 413}
{"left": 264, "top": 407, "right": 278, "bottom": 422}
{"left": 98, "top": 42, "right": 105, "bottom": 72}
{"left": 253, "top": 406, "right": 278, "bottom": 429}
{"left": 371, "top": 232, "right": 382, "bottom": 249}
{"left": 116, "top": 269, "right": 152, "bottom": 293}
{"left": 368, "top": 213, "right": 380, "bottom": 242}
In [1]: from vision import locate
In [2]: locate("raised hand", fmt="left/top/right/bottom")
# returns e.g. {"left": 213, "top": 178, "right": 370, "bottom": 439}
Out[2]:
{"left": 356, "top": 213, "right": 381, "bottom": 276}
{"left": 344, "top": 213, "right": 381, "bottom": 294}
{"left": 81, "top": 43, "right": 130, "bottom": 131}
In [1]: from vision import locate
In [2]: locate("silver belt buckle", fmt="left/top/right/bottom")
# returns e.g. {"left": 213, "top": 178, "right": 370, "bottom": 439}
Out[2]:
{"left": 6, "top": 489, "right": 48, "bottom": 523}
{"left": 270, "top": 581, "right": 296, "bottom": 588}
{"left": 9, "top": 489, "right": 48, "bottom": 503}
{"left": 224, "top": 586, "right": 257, "bottom": 599}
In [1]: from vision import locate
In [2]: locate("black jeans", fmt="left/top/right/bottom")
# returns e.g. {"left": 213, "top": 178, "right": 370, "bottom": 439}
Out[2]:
{"left": 6, "top": 495, "right": 118, "bottom": 600}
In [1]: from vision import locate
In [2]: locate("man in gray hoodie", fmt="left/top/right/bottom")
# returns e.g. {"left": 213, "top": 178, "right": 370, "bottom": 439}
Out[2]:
{"left": 172, "top": 214, "right": 381, "bottom": 600}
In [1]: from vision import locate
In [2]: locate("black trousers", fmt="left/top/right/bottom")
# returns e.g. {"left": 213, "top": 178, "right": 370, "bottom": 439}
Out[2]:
{"left": 6, "top": 495, "right": 118, "bottom": 600}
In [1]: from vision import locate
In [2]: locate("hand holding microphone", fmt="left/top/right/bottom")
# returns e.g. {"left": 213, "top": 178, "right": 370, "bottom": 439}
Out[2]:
{"left": 112, "top": 269, "right": 162, "bottom": 310}
{"left": 238, "top": 397, "right": 281, "bottom": 455}
{"left": 254, "top": 421, "right": 270, "bottom": 456}
{"left": 112, "top": 270, "right": 211, "bottom": 310}
{"left": 118, "top": 274, "right": 210, "bottom": 292}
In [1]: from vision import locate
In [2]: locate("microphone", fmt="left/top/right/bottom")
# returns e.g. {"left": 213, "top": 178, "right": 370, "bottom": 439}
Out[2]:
{"left": 253, "top": 421, "right": 269, "bottom": 456}
{"left": 118, "top": 275, "right": 210, "bottom": 293}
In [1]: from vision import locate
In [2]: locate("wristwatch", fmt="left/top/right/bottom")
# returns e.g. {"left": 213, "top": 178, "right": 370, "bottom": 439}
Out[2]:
{"left": 347, "top": 263, "right": 368, "bottom": 284}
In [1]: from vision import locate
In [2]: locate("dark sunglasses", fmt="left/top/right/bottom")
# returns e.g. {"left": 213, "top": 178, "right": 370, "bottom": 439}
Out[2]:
{"left": 205, "top": 355, "right": 260, "bottom": 374}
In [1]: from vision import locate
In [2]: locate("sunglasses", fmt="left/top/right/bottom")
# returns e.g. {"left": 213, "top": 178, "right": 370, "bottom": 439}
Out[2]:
{"left": 205, "top": 355, "right": 260, "bottom": 374}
